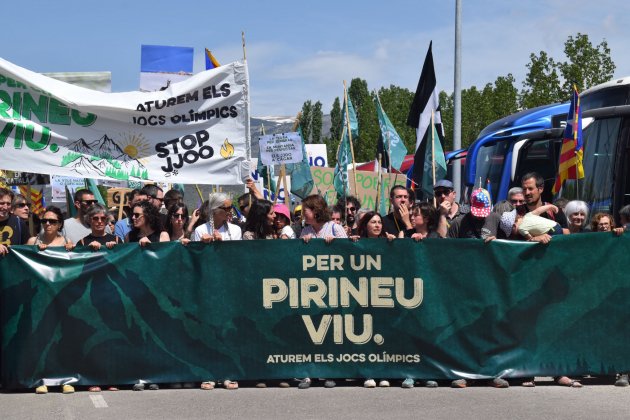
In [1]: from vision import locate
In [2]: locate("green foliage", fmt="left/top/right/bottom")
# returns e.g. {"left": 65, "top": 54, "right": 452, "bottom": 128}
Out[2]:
{"left": 324, "top": 97, "right": 342, "bottom": 165}
{"left": 311, "top": 101, "right": 323, "bottom": 144}
{"left": 300, "top": 100, "right": 312, "bottom": 143}
{"left": 558, "top": 33, "right": 616, "bottom": 95}
{"left": 347, "top": 78, "right": 379, "bottom": 163}
{"left": 521, "top": 33, "right": 615, "bottom": 106}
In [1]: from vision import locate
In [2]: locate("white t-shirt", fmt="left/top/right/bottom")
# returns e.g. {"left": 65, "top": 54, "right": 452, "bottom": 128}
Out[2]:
{"left": 280, "top": 225, "right": 296, "bottom": 239}
{"left": 192, "top": 222, "right": 242, "bottom": 241}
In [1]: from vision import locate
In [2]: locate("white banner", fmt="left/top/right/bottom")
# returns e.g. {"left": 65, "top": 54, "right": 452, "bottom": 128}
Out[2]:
{"left": 259, "top": 132, "right": 303, "bottom": 165}
{"left": 0, "top": 58, "right": 249, "bottom": 185}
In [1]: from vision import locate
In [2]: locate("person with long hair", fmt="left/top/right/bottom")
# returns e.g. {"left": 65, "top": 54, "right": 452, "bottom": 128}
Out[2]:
{"left": 351, "top": 211, "right": 395, "bottom": 241}
{"left": 77, "top": 204, "right": 119, "bottom": 250}
{"left": 26, "top": 206, "right": 73, "bottom": 251}
{"left": 125, "top": 200, "right": 169, "bottom": 246}
{"left": 299, "top": 195, "right": 347, "bottom": 243}
{"left": 192, "top": 193, "right": 242, "bottom": 242}
{"left": 243, "top": 200, "right": 276, "bottom": 240}
{"left": 165, "top": 202, "right": 191, "bottom": 244}
{"left": 590, "top": 212, "right": 624, "bottom": 235}
{"left": 407, "top": 202, "right": 446, "bottom": 241}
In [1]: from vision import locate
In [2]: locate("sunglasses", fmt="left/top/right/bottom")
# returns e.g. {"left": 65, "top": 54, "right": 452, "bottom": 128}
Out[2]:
{"left": 91, "top": 216, "right": 107, "bottom": 222}
{"left": 131, "top": 212, "right": 144, "bottom": 219}
{"left": 41, "top": 218, "right": 60, "bottom": 225}
{"left": 171, "top": 213, "right": 186, "bottom": 219}
{"left": 81, "top": 200, "right": 98, "bottom": 205}
{"left": 218, "top": 206, "right": 232, "bottom": 212}
{"left": 434, "top": 189, "right": 453, "bottom": 197}
{"left": 151, "top": 196, "right": 164, "bottom": 203}
{"left": 15, "top": 202, "right": 31, "bottom": 209}
{"left": 510, "top": 199, "right": 525, "bottom": 204}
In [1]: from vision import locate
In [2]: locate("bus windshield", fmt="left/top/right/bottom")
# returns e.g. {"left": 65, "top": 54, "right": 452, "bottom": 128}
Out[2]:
{"left": 474, "top": 141, "right": 509, "bottom": 200}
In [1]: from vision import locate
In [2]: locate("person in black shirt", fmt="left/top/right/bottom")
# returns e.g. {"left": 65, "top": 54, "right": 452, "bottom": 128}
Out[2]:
{"left": 382, "top": 185, "right": 413, "bottom": 237}
{"left": 77, "top": 204, "right": 120, "bottom": 250}
{"left": 0, "top": 187, "right": 30, "bottom": 256}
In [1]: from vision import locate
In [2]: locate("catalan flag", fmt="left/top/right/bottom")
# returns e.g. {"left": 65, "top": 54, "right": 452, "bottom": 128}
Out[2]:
{"left": 205, "top": 49, "right": 220, "bottom": 70}
{"left": 18, "top": 185, "right": 44, "bottom": 216}
{"left": 552, "top": 85, "right": 584, "bottom": 194}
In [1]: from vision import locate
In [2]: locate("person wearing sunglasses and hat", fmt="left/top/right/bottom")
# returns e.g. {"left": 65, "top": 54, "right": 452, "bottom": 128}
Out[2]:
{"left": 447, "top": 188, "right": 500, "bottom": 241}
{"left": 433, "top": 179, "right": 466, "bottom": 225}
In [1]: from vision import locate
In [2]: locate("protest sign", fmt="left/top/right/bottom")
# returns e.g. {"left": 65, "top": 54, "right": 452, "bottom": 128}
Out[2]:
{"left": 311, "top": 167, "right": 405, "bottom": 209}
{"left": 259, "top": 132, "right": 304, "bottom": 165}
{"left": 107, "top": 187, "right": 132, "bottom": 208}
{"left": 2, "top": 234, "right": 630, "bottom": 388}
{"left": 50, "top": 175, "right": 85, "bottom": 202}
{"left": 0, "top": 58, "right": 249, "bottom": 185}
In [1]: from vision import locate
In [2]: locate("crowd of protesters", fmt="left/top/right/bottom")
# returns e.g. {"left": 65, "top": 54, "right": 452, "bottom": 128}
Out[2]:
{"left": 1, "top": 170, "right": 630, "bottom": 392}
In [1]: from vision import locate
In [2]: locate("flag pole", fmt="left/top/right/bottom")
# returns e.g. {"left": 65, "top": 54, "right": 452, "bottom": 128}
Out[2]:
{"left": 431, "top": 110, "right": 437, "bottom": 208}
{"left": 573, "top": 84, "right": 580, "bottom": 200}
{"left": 260, "top": 123, "right": 272, "bottom": 195}
{"left": 343, "top": 81, "right": 358, "bottom": 197}
{"left": 375, "top": 153, "right": 382, "bottom": 212}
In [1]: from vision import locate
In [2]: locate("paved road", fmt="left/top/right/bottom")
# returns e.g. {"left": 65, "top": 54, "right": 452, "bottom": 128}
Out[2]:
{"left": 2, "top": 379, "right": 630, "bottom": 420}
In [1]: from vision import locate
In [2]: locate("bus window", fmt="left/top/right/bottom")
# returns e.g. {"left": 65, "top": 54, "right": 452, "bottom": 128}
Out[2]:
{"left": 562, "top": 117, "right": 620, "bottom": 213}
{"left": 514, "top": 138, "right": 561, "bottom": 203}
{"left": 475, "top": 141, "right": 509, "bottom": 200}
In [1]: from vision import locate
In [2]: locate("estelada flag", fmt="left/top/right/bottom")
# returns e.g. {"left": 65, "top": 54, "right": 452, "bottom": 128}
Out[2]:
{"left": 552, "top": 85, "right": 584, "bottom": 194}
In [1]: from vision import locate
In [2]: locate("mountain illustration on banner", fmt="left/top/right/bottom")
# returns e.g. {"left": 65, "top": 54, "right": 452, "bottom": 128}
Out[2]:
{"left": 60, "top": 134, "right": 149, "bottom": 180}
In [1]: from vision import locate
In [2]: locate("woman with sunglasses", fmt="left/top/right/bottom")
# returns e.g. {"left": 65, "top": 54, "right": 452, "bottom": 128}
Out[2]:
{"left": 165, "top": 202, "right": 191, "bottom": 245}
{"left": 76, "top": 204, "right": 120, "bottom": 250}
{"left": 192, "top": 193, "right": 242, "bottom": 242}
{"left": 11, "top": 193, "right": 41, "bottom": 235}
{"left": 125, "top": 201, "right": 169, "bottom": 246}
{"left": 26, "top": 206, "right": 73, "bottom": 251}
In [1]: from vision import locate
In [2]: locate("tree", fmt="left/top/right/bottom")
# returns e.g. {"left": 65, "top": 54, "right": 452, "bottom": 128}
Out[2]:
{"left": 439, "top": 91, "right": 454, "bottom": 150}
{"left": 311, "top": 101, "right": 323, "bottom": 144}
{"left": 324, "top": 97, "right": 342, "bottom": 166}
{"left": 558, "top": 33, "right": 615, "bottom": 95}
{"left": 347, "top": 78, "right": 379, "bottom": 162}
{"left": 520, "top": 51, "right": 562, "bottom": 109}
{"left": 300, "top": 100, "right": 312, "bottom": 143}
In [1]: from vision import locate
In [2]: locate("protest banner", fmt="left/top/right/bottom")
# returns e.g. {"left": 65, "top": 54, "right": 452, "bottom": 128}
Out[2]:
{"left": 0, "top": 58, "right": 249, "bottom": 185}
{"left": 311, "top": 167, "right": 405, "bottom": 209}
{"left": 259, "top": 132, "right": 304, "bottom": 165}
{"left": 2, "top": 234, "right": 629, "bottom": 388}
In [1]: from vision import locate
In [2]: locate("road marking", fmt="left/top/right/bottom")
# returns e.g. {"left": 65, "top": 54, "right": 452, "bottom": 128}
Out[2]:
{"left": 89, "top": 395, "right": 108, "bottom": 408}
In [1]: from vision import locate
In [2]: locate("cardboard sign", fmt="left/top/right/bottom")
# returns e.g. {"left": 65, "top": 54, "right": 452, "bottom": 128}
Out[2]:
{"left": 311, "top": 167, "right": 406, "bottom": 210}
{"left": 259, "top": 132, "right": 304, "bottom": 165}
{"left": 107, "top": 188, "right": 132, "bottom": 208}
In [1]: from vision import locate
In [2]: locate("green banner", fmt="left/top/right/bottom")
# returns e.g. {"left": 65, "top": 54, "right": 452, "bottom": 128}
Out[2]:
{"left": 2, "top": 234, "right": 630, "bottom": 388}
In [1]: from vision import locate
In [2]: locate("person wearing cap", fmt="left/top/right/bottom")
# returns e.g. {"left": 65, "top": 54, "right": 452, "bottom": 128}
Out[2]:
{"left": 382, "top": 185, "right": 413, "bottom": 236}
{"left": 273, "top": 203, "right": 296, "bottom": 239}
{"left": 447, "top": 188, "right": 500, "bottom": 240}
{"left": 433, "top": 180, "right": 463, "bottom": 223}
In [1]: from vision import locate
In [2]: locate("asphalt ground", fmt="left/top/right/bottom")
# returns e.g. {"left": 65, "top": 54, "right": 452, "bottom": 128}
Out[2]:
{"left": 2, "top": 377, "right": 630, "bottom": 420}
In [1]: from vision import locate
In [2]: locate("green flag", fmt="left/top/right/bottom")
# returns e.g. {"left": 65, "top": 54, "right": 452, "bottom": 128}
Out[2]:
{"left": 375, "top": 95, "right": 407, "bottom": 171}
{"left": 422, "top": 120, "right": 447, "bottom": 196}
{"left": 285, "top": 128, "right": 314, "bottom": 199}
{"left": 333, "top": 96, "right": 358, "bottom": 198}
{"left": 256, "top": 143, "right": 276, "bottom": 194}
{"left": 85, "top": 178, "right": 106, "bottom": 206}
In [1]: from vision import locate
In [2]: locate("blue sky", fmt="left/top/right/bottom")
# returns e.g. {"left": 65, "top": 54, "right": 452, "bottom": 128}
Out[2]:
{"left": 3, "top": 0, "right": 629, "bottom": 117}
